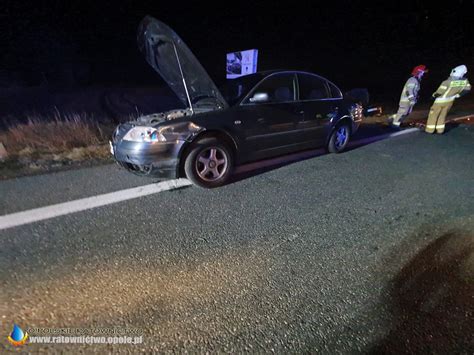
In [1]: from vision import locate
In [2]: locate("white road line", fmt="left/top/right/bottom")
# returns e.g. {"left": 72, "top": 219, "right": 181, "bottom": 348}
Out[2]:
{"left": 0, "top": 179, "right": 192, "bottom": 231}
{"left": 387, "top": 127, "right": 420, "bottom": 136}
{"left": 451, "top": 114, "right": 473, "bottom": 121}
{"left": 348, "top": 127, "right": 419, "bottom": 147}
{"left": 0, "top": 126, "right": 424, "bottom": 231}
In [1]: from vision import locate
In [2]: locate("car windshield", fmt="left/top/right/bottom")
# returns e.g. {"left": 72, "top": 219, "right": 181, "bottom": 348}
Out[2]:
{"left": 219, "top": 75, "right": 262, "bottom": 106}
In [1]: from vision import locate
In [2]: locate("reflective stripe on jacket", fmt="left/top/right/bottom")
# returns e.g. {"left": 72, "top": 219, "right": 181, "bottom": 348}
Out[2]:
{"left": 399, "top": 76, "right": 420, "bottom": 103}
{"left": 434, "top": 77, "right": 471, "bottom": 103}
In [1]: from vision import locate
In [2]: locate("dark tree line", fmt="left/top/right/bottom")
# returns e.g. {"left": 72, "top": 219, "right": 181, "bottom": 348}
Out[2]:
{"left": 1, "top": 0, "right": 473, "bottom": 95}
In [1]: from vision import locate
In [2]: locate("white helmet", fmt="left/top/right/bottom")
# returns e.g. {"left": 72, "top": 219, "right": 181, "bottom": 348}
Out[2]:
{"left": 450, "top": 65, "right": 467, "bottom": 78}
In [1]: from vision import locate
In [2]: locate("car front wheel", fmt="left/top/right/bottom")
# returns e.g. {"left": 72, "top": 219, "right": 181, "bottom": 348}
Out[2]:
{"left": 184, "top": 137, "right": 233, "bottom": 188}
{"left": 327, "top": 124, "right": 350, "bottom": 153}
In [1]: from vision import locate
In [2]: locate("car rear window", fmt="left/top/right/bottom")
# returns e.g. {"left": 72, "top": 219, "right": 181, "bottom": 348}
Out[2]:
{"left": 298, "top": 74, "right": 330, "bottom": 100}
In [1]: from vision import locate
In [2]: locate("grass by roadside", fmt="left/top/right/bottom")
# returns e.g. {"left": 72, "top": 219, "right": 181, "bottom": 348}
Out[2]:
{"left": 0, "top": 113, "right": 116, "bottom": 179}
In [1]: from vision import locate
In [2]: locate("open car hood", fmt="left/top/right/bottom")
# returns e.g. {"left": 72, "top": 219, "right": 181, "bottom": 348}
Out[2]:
{"left": 137, "top": 16, "right": 228, "bottom": 111}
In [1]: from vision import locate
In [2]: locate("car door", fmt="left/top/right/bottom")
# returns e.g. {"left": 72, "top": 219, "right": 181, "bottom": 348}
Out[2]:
{"left": 296, "top": 73, "right": 341, "bottom": 146}
{"left": 237, "top": 72, "right": 300, "bottom": 159}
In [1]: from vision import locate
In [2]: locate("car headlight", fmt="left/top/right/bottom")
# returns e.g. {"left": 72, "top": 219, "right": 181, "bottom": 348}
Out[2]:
{"left": 123, "top": 126, "right": 166, "bottom": 142}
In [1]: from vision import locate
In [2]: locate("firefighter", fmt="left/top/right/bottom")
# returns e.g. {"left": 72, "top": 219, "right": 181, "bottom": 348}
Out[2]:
{"left": 388, "top": 65, "right": 428, "bottom": 129}
{"left": 425, "top": 65, "right": 471, "bottom": 134}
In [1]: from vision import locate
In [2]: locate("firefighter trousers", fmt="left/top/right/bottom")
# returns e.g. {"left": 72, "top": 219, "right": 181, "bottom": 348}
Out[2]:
{"left": 392, "top": 101, "right": 415, "bottom": 126}
{"left": 425, "top": 101, "right": 453, "bottom": 134}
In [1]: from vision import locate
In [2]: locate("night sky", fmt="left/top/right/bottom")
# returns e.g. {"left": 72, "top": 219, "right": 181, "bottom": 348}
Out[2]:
{"left": 1, "top": 0, "right": 474, "bottom": 102}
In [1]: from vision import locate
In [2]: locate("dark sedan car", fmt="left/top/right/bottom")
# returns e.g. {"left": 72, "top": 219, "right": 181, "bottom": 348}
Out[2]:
{"left": 111, "top": 16, "right": 367, "bottom": 188}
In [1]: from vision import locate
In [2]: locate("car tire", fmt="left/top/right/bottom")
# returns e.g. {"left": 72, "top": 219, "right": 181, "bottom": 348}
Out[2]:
{"left": 327, "top": 123, "right": 350, "bottom": 153}
{"left": 184, "top": 137, "right": 233, "bottom": 188}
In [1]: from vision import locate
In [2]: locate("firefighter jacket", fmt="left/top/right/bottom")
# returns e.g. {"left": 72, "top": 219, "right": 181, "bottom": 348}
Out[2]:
{"left": 433, "top": 77, "right": 471, "bottom": 103}
{"left": 399, "top": 76, "right": 420, "bottom": 104}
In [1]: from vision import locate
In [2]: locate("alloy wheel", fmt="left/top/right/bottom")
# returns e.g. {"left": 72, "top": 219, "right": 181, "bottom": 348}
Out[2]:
{"left": 195, "top": 147, "right": 229, "bottom": 182}
{"left": 335, "top": 126, "right": 348, "bottom": 150}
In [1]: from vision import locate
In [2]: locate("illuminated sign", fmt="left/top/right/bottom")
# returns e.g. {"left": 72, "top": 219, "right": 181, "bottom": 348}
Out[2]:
{"left": 226, "top": 49, "right": 258, "bottom": 79}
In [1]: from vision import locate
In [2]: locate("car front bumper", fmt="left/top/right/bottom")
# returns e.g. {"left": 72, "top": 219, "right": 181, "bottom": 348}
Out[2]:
{"left": 111, "top": 139, "right": 186, "bottom": 179}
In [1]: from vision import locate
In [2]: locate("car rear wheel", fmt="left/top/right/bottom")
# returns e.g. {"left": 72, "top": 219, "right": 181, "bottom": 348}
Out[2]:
{"left": 184, "top": 137, "right": 233, "bottom": 188}
{"left": 327, "top": 124, "right": 350, "bottom": 153}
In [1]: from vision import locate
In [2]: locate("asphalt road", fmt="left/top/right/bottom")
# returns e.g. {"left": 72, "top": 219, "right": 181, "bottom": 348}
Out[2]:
{"left": 1, "top": 125, "right": 473, "bottom": 353}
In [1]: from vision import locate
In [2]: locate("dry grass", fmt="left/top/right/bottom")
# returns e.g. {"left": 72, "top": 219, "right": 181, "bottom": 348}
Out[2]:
{"left": 0, "top": 112, "right": 114, "bottom": 156}
{"left": 0, "top": 112, "right": 116, "bottom": 179}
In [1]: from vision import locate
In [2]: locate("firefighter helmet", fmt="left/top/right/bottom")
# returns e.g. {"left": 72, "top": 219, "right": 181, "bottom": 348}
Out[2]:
{"left": 450, "top": 65, "right": 467, "bottom": 78}
{"left": 412, "top": 65, "right": 428, "bottom": 76}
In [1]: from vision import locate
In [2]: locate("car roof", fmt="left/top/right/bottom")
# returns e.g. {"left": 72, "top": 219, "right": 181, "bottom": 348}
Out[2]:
{"left": 245, "top": 70, "right": 332, "bottom": 81}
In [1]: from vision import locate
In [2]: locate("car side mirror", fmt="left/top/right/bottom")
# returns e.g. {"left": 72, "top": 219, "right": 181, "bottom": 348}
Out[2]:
{"left": 249, "top": 92, "right": 269, "bottom": 103}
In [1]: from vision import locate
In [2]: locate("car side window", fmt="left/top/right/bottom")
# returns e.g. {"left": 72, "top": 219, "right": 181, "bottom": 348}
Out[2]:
{"left": 247, "top": 73, "right": 296, "bottom": 104}
{"left": 298, "top": 74, "right": 330, "bottom": 100}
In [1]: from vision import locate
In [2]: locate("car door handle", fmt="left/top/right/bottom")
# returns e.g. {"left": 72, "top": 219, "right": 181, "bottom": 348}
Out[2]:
{"left": 296, "top": 110, "right": 305, "bottom": 123}
{"left": 257, "top": 117, "right": 265, "bottom": 123}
